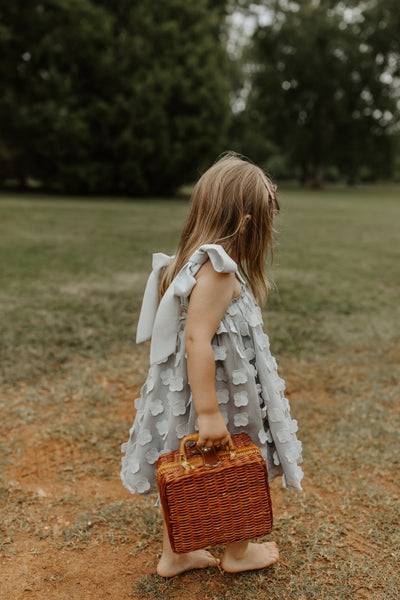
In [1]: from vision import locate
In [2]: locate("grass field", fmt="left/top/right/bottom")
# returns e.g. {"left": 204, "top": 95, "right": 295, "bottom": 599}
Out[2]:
{"left": 0, "top": 187, "right": 399, "bottom": 599}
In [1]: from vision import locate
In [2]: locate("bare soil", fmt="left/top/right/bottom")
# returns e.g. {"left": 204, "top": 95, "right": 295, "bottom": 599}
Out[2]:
{"left": 1, "top": 352, "right": 399, "bottom": 600}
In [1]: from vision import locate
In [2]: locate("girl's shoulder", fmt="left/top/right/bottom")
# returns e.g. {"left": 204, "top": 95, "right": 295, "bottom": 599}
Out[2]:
{"left": 187, "top": 246, "right": 244, "bottom": 307}
{"left": 195, "top": 258, "right": 242, "bottom": 300}
{"left": 195, "top": 257, "right": 238, "bottom": 292}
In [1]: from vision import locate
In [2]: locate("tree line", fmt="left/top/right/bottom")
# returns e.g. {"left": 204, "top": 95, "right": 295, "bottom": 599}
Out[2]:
{"left": 0, "top": 0, "right": 399, "bottom": 194}
{"left": 234, "top": 0, "right": 400, "bottom": 187}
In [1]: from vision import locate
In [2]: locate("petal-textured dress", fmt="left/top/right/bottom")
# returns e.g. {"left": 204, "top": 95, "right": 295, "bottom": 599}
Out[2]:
{"left": 120, "top": 245, "right": 303, "bottom": 495}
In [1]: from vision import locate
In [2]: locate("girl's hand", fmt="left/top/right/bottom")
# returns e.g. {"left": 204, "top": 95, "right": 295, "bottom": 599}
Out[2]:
{"left": 197, "top": 411, "right": 230, "bottom": 449}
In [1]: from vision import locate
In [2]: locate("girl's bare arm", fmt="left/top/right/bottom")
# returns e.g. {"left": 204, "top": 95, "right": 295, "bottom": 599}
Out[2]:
{"left": 185, "top": 261, "right": 237, "bottom": 448}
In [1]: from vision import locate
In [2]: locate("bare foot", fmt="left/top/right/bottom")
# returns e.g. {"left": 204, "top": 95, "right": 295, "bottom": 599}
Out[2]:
{"left": 157, "top": 549, "right": 220, "bottom": 578}
{"left": 222, "top": 541, "right": 279, "bottom": 573}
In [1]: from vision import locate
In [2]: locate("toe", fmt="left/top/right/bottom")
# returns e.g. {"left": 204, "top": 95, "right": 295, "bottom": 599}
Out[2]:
{"left": 203, "top": 551, "right": 220, "bottom": 567}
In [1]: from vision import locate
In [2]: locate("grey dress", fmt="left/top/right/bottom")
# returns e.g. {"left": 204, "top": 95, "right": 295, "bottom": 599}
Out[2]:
{"left": 120, "top": 245, "right": 303, "bottom": 495}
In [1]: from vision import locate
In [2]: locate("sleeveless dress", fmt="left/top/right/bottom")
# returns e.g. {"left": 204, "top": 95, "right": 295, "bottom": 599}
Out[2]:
{"left": 120, "top": 245, "right": 303, "bottom": 495}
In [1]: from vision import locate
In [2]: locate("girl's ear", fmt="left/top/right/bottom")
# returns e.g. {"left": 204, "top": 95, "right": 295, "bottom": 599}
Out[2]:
{"left": 240, "top": 214, "right": 252, "bottom": 234}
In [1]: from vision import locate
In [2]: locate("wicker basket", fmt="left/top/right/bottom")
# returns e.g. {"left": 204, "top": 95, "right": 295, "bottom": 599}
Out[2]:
{"left": 156, "top": 432, "right": 273, "bottom": 553}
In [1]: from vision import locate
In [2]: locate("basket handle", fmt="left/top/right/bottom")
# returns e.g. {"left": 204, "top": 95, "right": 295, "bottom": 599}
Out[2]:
{"left": 179, "top": 433, "right": 236, "bottom": 471}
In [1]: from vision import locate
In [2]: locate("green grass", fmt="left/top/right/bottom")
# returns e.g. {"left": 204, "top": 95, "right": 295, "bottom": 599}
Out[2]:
{"left": 268, "top": 186, "right": 400, "bottom": 356}
{"left": 0, "top": 187, "right": 399, "bottom": 600}
{"left": 0, "top": 194, "right": 188, "bottom": 384}
{"left": 1, "top": 187, "right": 399, "bottom": 384}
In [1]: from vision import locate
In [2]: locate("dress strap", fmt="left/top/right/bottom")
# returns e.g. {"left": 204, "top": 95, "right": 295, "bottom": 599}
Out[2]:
{"left": 187, "top": 244, "right": 237, "bottom": 273}
{"left": 136, "top": 245, "right": 238, "bottom": 365}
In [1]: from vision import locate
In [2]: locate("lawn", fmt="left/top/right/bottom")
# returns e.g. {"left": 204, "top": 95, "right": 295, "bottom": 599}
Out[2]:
{"left": 0, "top": 187, "right": 399, "bottom": 599}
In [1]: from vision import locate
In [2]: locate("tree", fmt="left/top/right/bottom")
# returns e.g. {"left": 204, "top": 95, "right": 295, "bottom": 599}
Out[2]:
{"left": 0, "top": 0, "right": 117, "bottom": 192}
{"left": 238, "top": 0, "right": 399, "bottom": 186}
{"left": 0, "top": 0, "right": 232, "bottom": 195}
{"left": 93, "top": 0, "right": 233, "bottom": 195}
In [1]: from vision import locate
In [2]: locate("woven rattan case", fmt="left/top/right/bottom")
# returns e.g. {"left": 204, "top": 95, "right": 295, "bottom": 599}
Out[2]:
{"left": 157, "top": 432, "right": 273, "bottom": 553}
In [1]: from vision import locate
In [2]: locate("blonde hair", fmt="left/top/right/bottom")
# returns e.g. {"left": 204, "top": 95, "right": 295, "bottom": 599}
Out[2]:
{"left": 160, "top": 152, "right": 280, "bottom": 306}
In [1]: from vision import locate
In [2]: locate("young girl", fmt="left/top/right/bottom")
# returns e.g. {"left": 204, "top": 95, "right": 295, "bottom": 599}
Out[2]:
{"left": 121, "top": 153, "right": 303, "bottom": 577}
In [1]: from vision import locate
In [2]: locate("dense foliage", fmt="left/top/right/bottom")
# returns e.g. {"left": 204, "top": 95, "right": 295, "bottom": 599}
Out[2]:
{"left": 231, "top": 0, "right": 400, "bottom": 186}
{"left": 0, "top": 0, "right": 231, "bottom": 195}
{"left": 0, "top": 0, "right": 398, "bottom": 193}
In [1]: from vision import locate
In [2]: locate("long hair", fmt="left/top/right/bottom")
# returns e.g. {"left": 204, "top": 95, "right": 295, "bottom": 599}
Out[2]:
{"left": 160, "top": 152, "right": 280, "bottom": 305}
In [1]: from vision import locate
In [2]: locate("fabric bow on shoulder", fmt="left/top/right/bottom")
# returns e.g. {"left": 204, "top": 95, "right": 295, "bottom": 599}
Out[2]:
{"left": 136, "top": 244, "right": 238, "bottom": 365}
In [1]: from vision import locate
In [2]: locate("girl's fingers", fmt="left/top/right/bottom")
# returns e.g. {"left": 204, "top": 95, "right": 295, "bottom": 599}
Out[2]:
{"left": 196, "top": 437, "right": 207, "bottom": 448}
{"left": 198, "top": 435, "right": 230, "bottom": 450}
{"left": 201, "top": 438, "right": 213, "bottom": 449}
{"left": 198, "top": 437, "right": 216, "bottom": 449}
